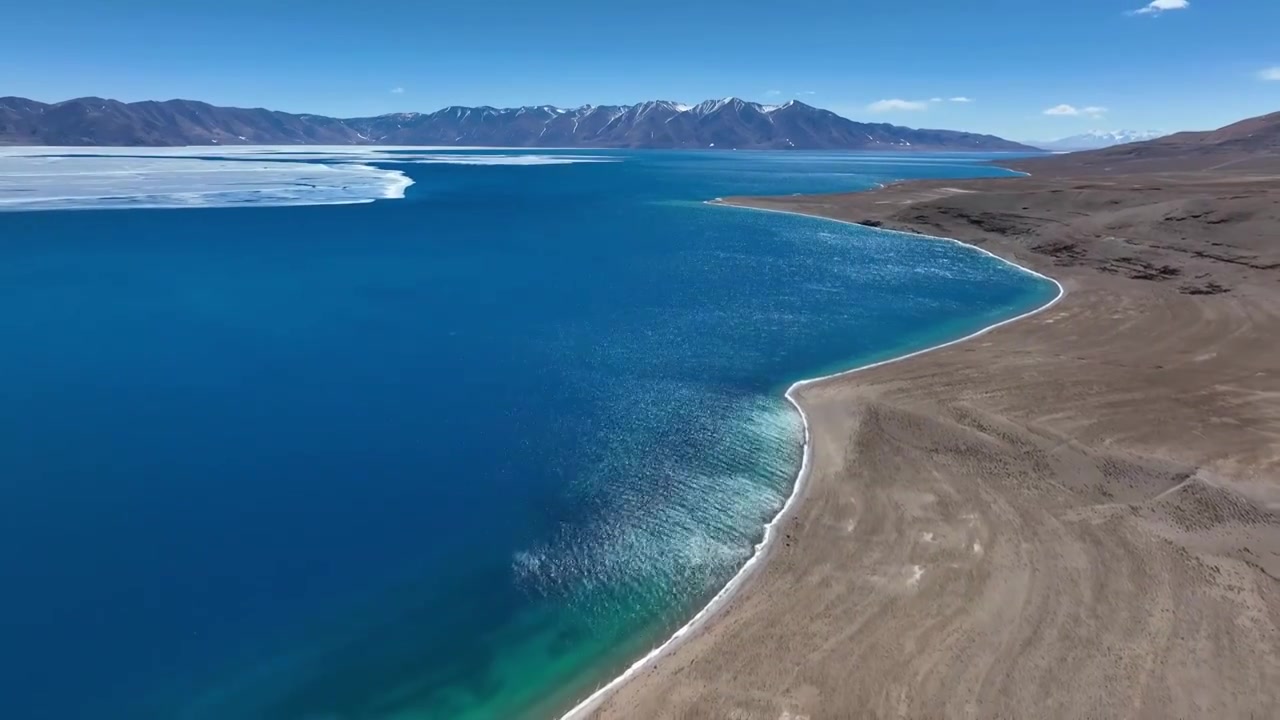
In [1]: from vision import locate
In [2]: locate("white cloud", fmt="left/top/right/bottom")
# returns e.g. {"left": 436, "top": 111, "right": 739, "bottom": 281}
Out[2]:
{"left": 929, "top": 97, "right": 944, "bottom": 103}
{"left": 764, "top": 89, "right": 782, "bottom": 97}
{"left": 1131, "top": 0, "right": 1189, "bottom": 15}
{"left": 390, "top": 87, "right": 405, "bottom": 94}
{"left": 797, "top": 91, "right": 817, "bottom": 96}
{"left": 1044, "top": 104, "right": 1107, "bottom": 118}
{"left": 868, "top": 98, "right": 929, "bottom": 112}
{"left": 949, "top": 96, "right": 974, "bottom": 103}
{"left": 1260, "top": 67, "right": 1280, "bottom": 81}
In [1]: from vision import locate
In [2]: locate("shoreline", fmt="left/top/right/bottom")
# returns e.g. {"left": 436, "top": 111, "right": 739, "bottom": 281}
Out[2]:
{"left": 558, "top": 201, "right": 1066, "bottom": 720}
{"left": 580, "top": 170, "right": 1280, "bottom": 718}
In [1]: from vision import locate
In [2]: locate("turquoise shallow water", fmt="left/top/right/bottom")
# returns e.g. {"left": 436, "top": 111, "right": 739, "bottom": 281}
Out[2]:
{"left": 0, "top": 150, "right": 1056, "bottom": 719}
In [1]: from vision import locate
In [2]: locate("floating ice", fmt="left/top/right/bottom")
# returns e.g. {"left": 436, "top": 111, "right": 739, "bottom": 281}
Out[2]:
{"left": 0, "top": 153, "right": 410, "bottom": 211}
{"left": 0, "top": 146, "right": 619, "bottom": 212}
{"left": 397, "top": 154, "right": 619, "bottom": 166}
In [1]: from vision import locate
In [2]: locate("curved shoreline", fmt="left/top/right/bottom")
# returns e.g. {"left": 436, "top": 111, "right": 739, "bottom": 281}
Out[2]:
{"left": 558, "top": 200, "right": 1066, "bottom": 720}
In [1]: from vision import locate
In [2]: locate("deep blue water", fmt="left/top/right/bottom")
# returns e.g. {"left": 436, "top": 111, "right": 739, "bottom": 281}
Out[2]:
{"left": 0, "top": 150, "right": 1056, "bottom": 719}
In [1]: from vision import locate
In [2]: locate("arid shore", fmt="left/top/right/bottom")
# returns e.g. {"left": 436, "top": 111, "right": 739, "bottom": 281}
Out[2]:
{"left": 582, "top": 169, "right": 1280, "bottom": 719}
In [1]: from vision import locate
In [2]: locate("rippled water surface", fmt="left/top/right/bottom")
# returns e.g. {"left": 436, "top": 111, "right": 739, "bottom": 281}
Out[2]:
{"left": 0, "top": 149, "right": 1056, "bottom": 719}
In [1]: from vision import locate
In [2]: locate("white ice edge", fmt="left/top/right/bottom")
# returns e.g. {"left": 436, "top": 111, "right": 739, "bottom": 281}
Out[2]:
{"left": 0, "top": 146, "right": 620, "bottom": 165}
{"left": 558, "top": 200, "right": 1065, "bottom": 720}
{"left": 0, "top": 145, "right": 603, "bottom": 155}
{"left": 0, "top": 149, "right": 616, "bottom": 211}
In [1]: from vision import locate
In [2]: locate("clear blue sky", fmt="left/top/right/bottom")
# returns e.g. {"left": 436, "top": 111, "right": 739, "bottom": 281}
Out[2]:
{"left": 4, "top": 0, "right": 1278, "bottom": 140}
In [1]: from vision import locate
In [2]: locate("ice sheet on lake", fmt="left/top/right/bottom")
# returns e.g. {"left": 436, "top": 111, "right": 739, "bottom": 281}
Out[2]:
{"left": 398, "top": 154, "right": 619, "bottom": 165}
{"left": 0, "top": 154, "right": 410, "bottom": 212}
{"left": 0, "top": 147, "right": 618, "bottom": 211}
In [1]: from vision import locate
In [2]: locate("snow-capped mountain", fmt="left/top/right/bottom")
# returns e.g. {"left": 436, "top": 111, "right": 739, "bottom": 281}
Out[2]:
{"left": 1031, "top": 130, "right": 1170, "bottom": 152}
{"left": 1, "top": 95, "right": 1037, "bottom": 150}
{"left": 345, "top": 98, "right": 1034, "bottom": 150}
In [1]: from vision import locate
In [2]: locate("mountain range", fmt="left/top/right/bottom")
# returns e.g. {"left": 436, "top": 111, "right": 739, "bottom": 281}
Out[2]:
{"left": 0, "top": 96, "right": 1036, "bottom": 151}
{"left": 1029, "top": 130, "right": 1169, "bottom": 152}
{"left": 1012, "top": 109, "right": 1280, "bottom": 175}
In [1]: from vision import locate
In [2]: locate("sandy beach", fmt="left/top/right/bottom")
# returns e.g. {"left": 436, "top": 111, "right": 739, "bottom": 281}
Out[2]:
{"left": 579, "top": 168, "right": 1280, "bottom": 718}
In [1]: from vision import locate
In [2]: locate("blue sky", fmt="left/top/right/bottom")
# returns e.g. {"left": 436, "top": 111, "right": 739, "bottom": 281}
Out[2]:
{"left": 4, "top": 0, "right": 1278, "bottom": 140}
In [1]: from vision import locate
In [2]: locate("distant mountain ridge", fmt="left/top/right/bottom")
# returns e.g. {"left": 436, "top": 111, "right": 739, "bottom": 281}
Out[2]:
{"left": 1011, "top": 110, "right": 1280, "bottom": 175}
{"left": 0, "top": 95, "right": 1036, "bottom": 151}
{"left": 1031, "top": 130, "right": 1169, "bottom": 152}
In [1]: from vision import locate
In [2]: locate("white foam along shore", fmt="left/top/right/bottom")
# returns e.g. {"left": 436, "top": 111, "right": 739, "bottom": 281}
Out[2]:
{"left": 558, "top": 200, "right": 1065, "bottom": 720}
